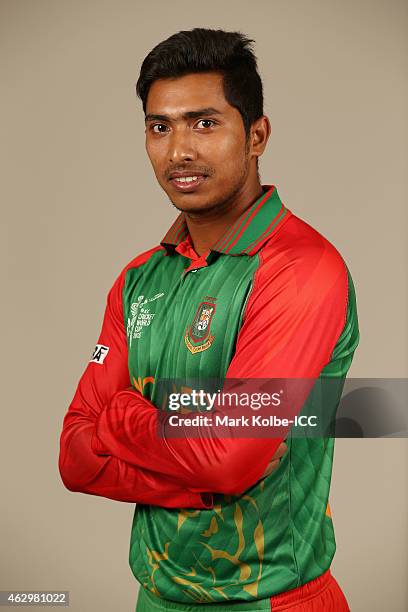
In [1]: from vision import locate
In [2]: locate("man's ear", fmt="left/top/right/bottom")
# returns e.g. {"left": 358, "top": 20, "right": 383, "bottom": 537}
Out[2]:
{"left": 250, "top": 116, "right": 271, "bottom": 159}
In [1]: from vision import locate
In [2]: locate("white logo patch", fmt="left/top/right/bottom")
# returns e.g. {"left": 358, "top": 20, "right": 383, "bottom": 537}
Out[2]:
{"left": 90, "top": 344, "right": 110, "bottom": 364}
{"left": 127, "top": 292, "right": 165, "bottom": 347}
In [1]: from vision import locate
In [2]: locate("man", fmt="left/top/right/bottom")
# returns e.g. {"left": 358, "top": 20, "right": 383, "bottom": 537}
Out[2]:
{"left": 59, "top": 28, "right": 359, "bottom": 611}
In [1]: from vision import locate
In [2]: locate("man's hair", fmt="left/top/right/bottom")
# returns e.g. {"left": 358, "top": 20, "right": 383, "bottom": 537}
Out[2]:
{"left": 136, "top": 28, "right": 264, "bottom": 136}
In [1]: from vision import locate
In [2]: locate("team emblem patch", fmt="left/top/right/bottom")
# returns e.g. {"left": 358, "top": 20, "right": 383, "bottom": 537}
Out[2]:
{"left": 185, "top": 298, "right": 216, "bottom": 354}
{"left": 90, "top": 344, "right": 109, "bottom": 364}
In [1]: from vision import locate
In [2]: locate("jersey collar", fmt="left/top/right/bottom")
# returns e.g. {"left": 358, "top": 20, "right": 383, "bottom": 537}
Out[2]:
{"left": 160, "top": 185, "right": 291, "bottom": 257}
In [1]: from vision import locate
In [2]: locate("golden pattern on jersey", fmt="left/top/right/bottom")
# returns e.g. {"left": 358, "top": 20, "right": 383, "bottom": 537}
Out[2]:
{"left": 132, "top": 375, "right": 155, "bottom": 393}
{"left": 145, "top": 541, "right": 171, "bottom": 597}
{"left": 166, "top": 491, "right": 266, "bottom": 603}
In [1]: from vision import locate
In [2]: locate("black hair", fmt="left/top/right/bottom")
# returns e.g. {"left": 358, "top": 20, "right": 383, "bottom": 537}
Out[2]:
{"left": 136, "top": 28, "right": 264, "bottom": 136}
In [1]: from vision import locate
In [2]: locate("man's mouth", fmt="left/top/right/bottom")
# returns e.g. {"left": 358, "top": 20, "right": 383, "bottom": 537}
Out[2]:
{"left": 168, "top": 172, "right": 209, "bottom": 192}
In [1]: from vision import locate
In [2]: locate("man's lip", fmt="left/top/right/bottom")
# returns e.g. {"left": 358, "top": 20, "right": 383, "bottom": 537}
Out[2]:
{"left": 168, "top": 171, "right": 207, "bottom": 179}
{"left": 169, "top": 175, "right": 207, "bottom": 192}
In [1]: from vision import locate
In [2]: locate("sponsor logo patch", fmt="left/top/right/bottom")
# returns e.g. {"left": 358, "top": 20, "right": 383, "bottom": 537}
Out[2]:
{"left": 90, "top": 344, "right": 110, "bottom": 364}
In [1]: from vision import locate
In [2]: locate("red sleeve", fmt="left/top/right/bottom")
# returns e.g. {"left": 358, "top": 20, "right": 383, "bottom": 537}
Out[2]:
{"left": 58, "top": 247, "right": 212, "bottom": 509}
{"left": 93, "top": 223, "right": 354, "bottom": 496}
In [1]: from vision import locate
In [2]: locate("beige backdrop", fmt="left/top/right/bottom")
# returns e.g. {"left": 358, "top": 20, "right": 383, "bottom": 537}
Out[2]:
{"left": 1, "top": 0, "right": 407, "bottom": 610}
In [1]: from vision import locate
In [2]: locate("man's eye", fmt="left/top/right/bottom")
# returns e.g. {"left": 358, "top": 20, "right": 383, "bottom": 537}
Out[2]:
{"left": 152, "top": 124, "right": 169, "bottom": 133}
{"left": 196, "top": 119, "right": 215, "bottom": 129}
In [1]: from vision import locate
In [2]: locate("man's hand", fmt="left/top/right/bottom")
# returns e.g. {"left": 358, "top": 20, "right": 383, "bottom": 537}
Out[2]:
{"left": 259, "top": 442, "right": 288, "bottom": 479}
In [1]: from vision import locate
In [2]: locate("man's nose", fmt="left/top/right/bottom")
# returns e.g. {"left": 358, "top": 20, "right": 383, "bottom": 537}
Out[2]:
{"left": 168, "top": 128, "right": 197, "bottom": 163}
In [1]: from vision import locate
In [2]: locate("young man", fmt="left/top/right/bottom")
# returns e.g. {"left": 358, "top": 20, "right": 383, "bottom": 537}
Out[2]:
{"left": 59, "top": 29, "right": 359, "bottom": 611}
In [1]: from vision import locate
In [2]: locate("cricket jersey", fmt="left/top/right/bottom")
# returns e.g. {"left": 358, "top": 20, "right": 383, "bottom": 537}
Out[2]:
{"left": 59, "top": 185, "right": 359, "bottom": 605}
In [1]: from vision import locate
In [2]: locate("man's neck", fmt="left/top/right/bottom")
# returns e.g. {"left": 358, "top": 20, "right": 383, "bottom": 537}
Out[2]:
{"left": 184, "top": 181, "right": 264, "bottom": 257}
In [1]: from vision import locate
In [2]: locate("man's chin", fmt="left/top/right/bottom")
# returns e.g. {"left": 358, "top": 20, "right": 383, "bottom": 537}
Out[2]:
{"left": 161, "top": 180, "right": 245, "bottom": 216}
{"left": 167, "top": 192, "right": 215, "bottom": 215}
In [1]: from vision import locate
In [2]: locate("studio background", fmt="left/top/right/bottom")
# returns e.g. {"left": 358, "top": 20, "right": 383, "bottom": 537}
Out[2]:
{"left": 1, "top": 0, "right": 407, "bottom": 610}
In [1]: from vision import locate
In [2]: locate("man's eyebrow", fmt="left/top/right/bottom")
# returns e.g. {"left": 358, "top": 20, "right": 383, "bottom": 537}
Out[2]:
{"left": 144, "top": 108, "right": 222, "bottom": 123}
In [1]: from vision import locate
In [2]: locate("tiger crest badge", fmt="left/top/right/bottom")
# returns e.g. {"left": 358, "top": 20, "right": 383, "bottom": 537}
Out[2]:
{"left": 185, "top": 297, "right": 217, "bottom": 354}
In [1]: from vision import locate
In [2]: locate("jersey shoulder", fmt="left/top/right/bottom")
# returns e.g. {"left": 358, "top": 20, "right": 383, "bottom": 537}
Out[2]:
{"left": 105, "top": 245, "right": 165, "bottom": 309}
{"left": 115, "top": 245, "right": 165, "bottom": 288}
{"left": 258, "top": 211, "right": 350, "bottom": 294}
{"left": 121, "top": 245, "right": 165, "bottom": 276}
{"left": 266, "top": 211, "right": 346, "bottom": 266}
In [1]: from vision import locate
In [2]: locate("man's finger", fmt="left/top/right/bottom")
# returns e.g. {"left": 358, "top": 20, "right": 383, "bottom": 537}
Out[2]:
{"left": 261, "top": 443, "right": 288, "bottom": 478}
{"left": 273, "top": 442, "right": 288, "bottom": 459}
{"left": 263, "top": 459, "right": 280, "bottom": 476}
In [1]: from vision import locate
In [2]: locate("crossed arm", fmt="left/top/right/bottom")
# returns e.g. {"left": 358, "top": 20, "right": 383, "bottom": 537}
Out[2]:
{"left": 59, "top": 262, "right": 213, "bottom": 509}
{"left": 59, "top": 240, "right": 351, "bottom": 508}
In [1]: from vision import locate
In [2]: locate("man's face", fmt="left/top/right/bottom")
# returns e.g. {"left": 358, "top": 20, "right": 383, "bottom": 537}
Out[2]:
{"left": 144, "top": 72, "right": 253, "bottom": 214}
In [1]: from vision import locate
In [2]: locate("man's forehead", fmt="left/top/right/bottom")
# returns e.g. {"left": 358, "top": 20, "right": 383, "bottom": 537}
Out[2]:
{"left": 145, "top": 72, "right": 231, "bottom": 116}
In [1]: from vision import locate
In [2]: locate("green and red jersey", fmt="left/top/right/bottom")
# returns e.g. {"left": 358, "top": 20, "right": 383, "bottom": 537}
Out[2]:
{"left": 59, "top": 185, "right": 359, "bottom": 604}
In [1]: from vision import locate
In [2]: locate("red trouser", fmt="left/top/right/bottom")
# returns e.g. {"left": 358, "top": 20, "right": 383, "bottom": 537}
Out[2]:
{"left": 269, "top": 570, "right": 349, "bottom": 610}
